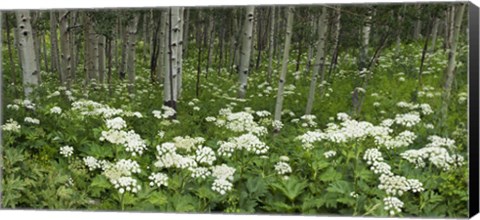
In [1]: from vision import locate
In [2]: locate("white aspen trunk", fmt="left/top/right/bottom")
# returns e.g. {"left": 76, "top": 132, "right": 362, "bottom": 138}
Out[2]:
{"left": 16, "top": 10, "right": 39, "bottom": 97}
{"left": 327, "top": 6, "right": 341, "bottom": 79}
{"left": 205, "top": 16, "right": 215, "bottom": 77}
{"left": 413, "top": 4, "right": 422, "bottom": 40}
{"left": 359, "top": 6, "right": 372, "bottom": 70}
{"left": 59, "top": 10, "right": 71, "bottom": 86}
{"left": 83, "top": 13, "right": 94, "bottom": 84}
{"left": 267, "top": 6, "right": 275, "bottom": 84}
{"left": 305, "top": 7, "right": 328, "bottom": 115}
{"left": 395, "top": 6, "right": 405, "bottom": 54}
{"left": 98, "top": 35, "right": 106, "bottom": 84}
{"left": 273, "top": 6, "right": 294, "bottom": 130}
{"left": 126, "top": 14, "right": 140, "bottom": 94}
{"left": 70, "top": 12, "right": 77, "bottom": 82}
{"left": 91, "top": 28, "right": 99, "bottom": 82}
{"left": 237, "top": 6, "right": 255, "bottom": 99}
{"left": 428, "top": 17, "right": 440, "bottom": 54}
{"left": 164, "top": 7, "right": 180, "bottom": 111}
{"left": 440, "top": 4, "right": 465, "bottom": 123}
{"left": 119, "top": 18, "right": 128, "bottom": 79}
{"left": 157, "top": 10, "right": 168, "bottom": 82}
{"left": 176, "top": 8, "right": 184, "bottom": 98}
{"left": 31, "top": 12, "right": 42, "bottom": 77}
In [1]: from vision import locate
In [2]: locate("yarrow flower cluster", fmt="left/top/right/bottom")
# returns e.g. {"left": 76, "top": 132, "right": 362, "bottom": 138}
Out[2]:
{"left": 100, "top": 129, "right": 147, "bottom": 156}
{"left": 394, "top": 112, "right": 421, "bottom": 127}
{"left": 106, "top": 117, "right": 127, "bottom": 130}
{"left": 324, "top": 150, "right": 337, "bottom": 158}
{"left": 152, "top": 106, "right": 176, "bottom": 119}
{"left": 212, "top": 178, "right": 233, "bottom": 195}
{"left": 173, "top": 136, "right": 205, "bottom": 152}
{"left": 217, "top": 133, "right": 269, "bottom": 157}
{"left": 210, "top": 164, "right": 235, "bottom": 195}
{"left": 195, "top": 146, "right": 216, "bottom": 166}
{"left": 188, "top": 167, "right": 211, "bottom": 179}
{"left": 2, "top": 119, "right": 21, "bottom": 132}
{"left": 112, "top": 176, "right": 141, "bottom": 194}
{"left": 59, "top": 145, "right": 74, "bottom": 157}
{"left": 148, "top": 172, "right": 169, "bottom": 188}
{"left": 50, "top": 106, "right": 62, "bottom": 114}
{"left": 24, "top": 117, "right": 40, "bottom": 125}
{"left": 274, "top": 162, "right": 292, "bottom": 175}
{"left": 383, "top": 196, "right": 404, "bottom": 216}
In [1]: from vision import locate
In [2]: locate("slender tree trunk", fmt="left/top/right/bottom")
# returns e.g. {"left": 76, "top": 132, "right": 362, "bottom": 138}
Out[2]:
{"left": 359, "top": 6, "right": 372, "bottom": 71}
{"left": 440, "top": 4, "right": 466, "bottom": 125}
{"left": 164, "top": 7, "right": 180, "bottom": 115}
{"left": 417, "top": 18, "right": 433, "bottom": 94}
{"left": 59, "top": 10, "right": 71, "bottom": 87}
{"left": 255, "top": 8, "right": 264, "bottom": 70}
{"left": 126, "top": 14, "right": 140, "bottom": 94}
{"left": 305, "top": 7, "right": 328, "bottom": 115}
{"left": 429, "top": 17, "right": 440, "bottom": 54}
{"left": 267, "top": 6, "right": 275, "bottom": 84}
{"left": 195, "top": 10, "right": 203, "bottom": 97}
{"left": 217, "top": 20, "right": 226, "bottom": 75}
{"left": 5, "top": 14, "right": 17, "bottom": 87}
{"left": 31, "top": 12, "right": 42, "bottom": 77}
{"left": 327, "top": 6, "right": 341, "bottom": 81}
{"left": 205, "top": 16, "right": 215, "bottom": 78}
{"left": 157, "top": 10, "right": 167, "bottom": 82}
{"left": 413, "top": 4, "right": 422, "bottom": 40}
{"left": 98, "top": 35, "right": 106, "bottom": 84}
{"left": 150, "top": 14, "right": 161, "bottom": 83}
{"left": 106, "top": 37, "right": 113, "bottom": 87}
{"left": 273, "top": 6, "right": 294, "bottom": 132}
{"left": 41, "top": 32, "right": 49, "bottom": 72}
{"left": 70, "top": 12, "right": 78, "bottom": 82}
{"left": 237, "top": 6, "right": 255, "bottom": 99}
{"left": 119, "top": 17, "right": 128, "bottom": 80}
{"left": 176, "top": 8, "right": 184, "bottom": 98}
{"left": 16, "top": 10, "right": 39, "bottom": 97}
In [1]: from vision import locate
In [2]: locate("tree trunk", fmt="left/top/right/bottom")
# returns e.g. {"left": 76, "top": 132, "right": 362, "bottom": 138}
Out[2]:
{"left": 70, "top": 12, "right": 78, "bottom": 82}
{"left": 217, "top": 20, "right": 226, "bottom": 75}
{"left": 195, "top": 10, "right": 203, "bottom": 97}
{"left": 5, "top": 14, "right": 17, "bottom": 87}
{"left": 176, "top": 8, "right": 185, "bottom": 98}
{"left": 255, "top": 8, "right": 264, "bottom": 70}
{"left": 267, "top": 6, "right": 275, "bottom": 84}
{"left": 237, "top": 6, "right": 255, "bottom": 99}
{"left": 327, "top": 6, "right": 341, "bottom": 81}
{"left": 31, "top": 12, "right": 42, "bottom": 77}
{"left": 119, "top": 17, "right": 128, "bottom": 80}
{"left": 305, "top": 7, "right": 328, "bottom": 115}
{"left": 41, "top": 32, "right": 49, "bottom": 72}
{"left": 16, "top": 11, "right": 39, "bottom": 97}
{"left": 429, "top": 17, "right": 440, "bottom": 54}
{"left": 413, "top": 4, "right": 422, "bottom": 40}
{"left": 164, "top": 7, "right": 181, "bottom": 115}
{"left": 157, "top": 10, "right": 168, "bottom": 82}
{"left": 98, "top": 35, "right": 106, "bottom": 84}
{"left": 126, "top": 14, "right": 140, "bottom": 94}
{"left": 273, "top": 6, "right": 294, "bottom": 132}
{"left": 359, "top": 6, "right": 372, "bottom": 71}
{"left": 205, "top": 16, "right": 215, "bottom": 78}
{"left": 440, "top": 4, "right": 466, "bottom": 125}
{"left": 59, "top": 11, "right": 71, "bottom": 86}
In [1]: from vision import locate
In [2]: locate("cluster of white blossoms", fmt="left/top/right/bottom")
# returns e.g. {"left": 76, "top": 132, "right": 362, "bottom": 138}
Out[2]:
{"left": 279, "top": 156, "right": 290, "bottom": 162}
{"left": 112, "top": 176, "right": 141, "bottom": 194}
{"left": 212, "top": 178, "right": 233, "bottom": 195}
{"left": 255, "top": 110, "right": 271, "bottom": 117}
{"left": 213, "top": 109, "right": 267, "bottom": 136}
{"left": 378, "top": 174, "right": 413, "bottom": 196}
{"left": 7, "top": 104, "right": 20, "bottom": 110}
{"left": 274, "top": 162, "right": 292, "bottom": 175}
{"left": 152, "top": 106, "right": 176, "bottom": 119}
{"left": 195, "top": 146, "right": 216, "bottom": 166}
{"left": 205, "top": 116, "right": 217, "bottom": 122}
{"left": 154, "top": 142, "right": 198, "bottom": 169}
{"left": 24, "top": 117, "right": 40, "bottom": 125}
{"left": 173, "top": 136, "right": 205, "bottom": 152}
{"left": 19, "top": 99, "right": 36, "bottom": 110}
{"left": 148, "top": 172, "right": 169, "bottom": 188}
{"left": 106, "top": 117, "right": 127, "bottom": 130}
{"left": 2, "top": 119, "right": 21, "bottom": 132}
{"left": 401, "top": 146, "right": 463, "bottom": 171}
{"left": 383, "top": 196, "right": 404, "bottom": 216}
{"left": 210, "top": 164, "right": 235, "bottom": 195}
{"left": 189, "top": 167, "right": 211, "bottom": 179}
{"left": 83, "top": 156, "right": 102, "bottom": 171}
{"left": 396, "top": 101, "right": 433, "bottom": 115}
{"left": 217, "top": 133, "right": 269, "bottom": 157}
{"left": 394, "top": 112, "right": 421, "bottom": 127}
{"left": 71, "top": 100, "right": 123, "bottom": 118}
{"left": 50, "top": 106, "right": 62, "bottom": 114}
{"left": 59, "top": 145, "right": 74, "bottom": 157}
{"left": 426, "top": 135, "right": 456, "bottom": 150}
{"left": 324, "top": 150, "right": 337, "bottom": 158}
{"left": 100, "top": 129, "right": 147, "bottom": 156}
{"left": 295, "top": 115, "right": 317, "bottom": 128}
{"left": 272, "top": 120, "right": 284, "bottom": 131}
{"left": 375, "top": 130, "right": 417, "bottom": 150}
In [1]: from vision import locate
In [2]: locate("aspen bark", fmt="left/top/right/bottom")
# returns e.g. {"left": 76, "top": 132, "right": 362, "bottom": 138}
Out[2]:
{"left": 157, "top": 10, "right": 168, "bottom": 82}
{"left": 205, "top": 16, "right": 215, "bottom": 78}
{"left": 237, "top": 6, "right": 255, "bottom": 99}
{"left": 305, "top": 7, "right": 328, "bottom": 115}
{"left": 359, "top": 6, "right": 372, "bottom": 71}
{"left": 429, "top": 17, "right": 440, "bottom": 54}
{"left": 273, "top": 6, "right": 294, "bottom": 131}
{"left": 327, "top": 6, "right": 342, "bottom": 80}
{"left": 126, "top": 14, "right": 140, "bottom": 94}
{"left": 16, "top": 11, "right": 39, "bottom": 97}
{"left": 440, "top": 4, "right": 466, "bottom": 124}
{"left": 164, "top": 7, "right": 180, "bottom": 113}
{"left": 98, "top": 35, "right": 106, "bottom": 84}
{"left": 267, "top": 6, "right": 275, "bottom": 84}
{"left": 177, "top": 8, "right": 184, "bottom": 98}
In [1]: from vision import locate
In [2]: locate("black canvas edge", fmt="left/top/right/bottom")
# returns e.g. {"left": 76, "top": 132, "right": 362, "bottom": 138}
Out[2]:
{"left": 469, "top": 1, "right": 480, "bottom": 218}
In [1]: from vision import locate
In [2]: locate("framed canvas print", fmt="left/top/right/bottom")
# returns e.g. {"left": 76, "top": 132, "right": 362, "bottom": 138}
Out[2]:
{"left": 0, "top": 0, "right": 479, "bottom": 219}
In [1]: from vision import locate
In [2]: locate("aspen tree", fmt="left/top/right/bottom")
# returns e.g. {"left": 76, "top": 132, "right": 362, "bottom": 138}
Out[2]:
{"left": 16, "top": 10, "right": 39, "bottom": 97}
{"left": 126, "top": 14, "right": 140, "bottom": 94}
{"left": 305, "top": 7, "right": 328, "bottom": 115}
{"left": 237, "top": 6, "right": 255, "bottom": 99}
{"left": 273, "top": 6, "right": 294, "bottom": 132}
